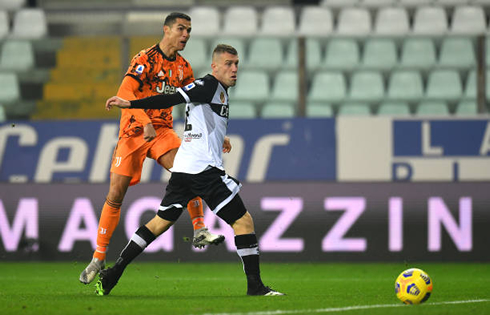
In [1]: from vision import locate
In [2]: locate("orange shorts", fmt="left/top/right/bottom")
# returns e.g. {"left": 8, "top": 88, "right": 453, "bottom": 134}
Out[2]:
{"left": 110, "top": 127, "right": 181, "bottom": 186}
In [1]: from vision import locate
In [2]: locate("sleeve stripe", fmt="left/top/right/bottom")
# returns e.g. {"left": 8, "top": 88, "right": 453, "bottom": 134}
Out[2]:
{"left": 177, "top": 87, "right": 190, "bottom": 103}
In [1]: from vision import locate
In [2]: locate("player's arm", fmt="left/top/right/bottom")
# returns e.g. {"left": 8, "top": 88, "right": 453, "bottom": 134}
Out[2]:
{"left": 106, "top": 93, "right": 185, "bottom": 110}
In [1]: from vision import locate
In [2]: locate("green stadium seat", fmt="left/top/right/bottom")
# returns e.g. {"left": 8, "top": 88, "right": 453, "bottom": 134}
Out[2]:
{"left": 377, "top": 101, "right": 411, "bottom": 116}
{"left": 450, "top": 5, "right": 486, "bottom": 35}
{"left": 11, "top": 9, "right": 47, "bottom": 39}
{"left": 188, "top": 7, "right": 220, "bottom": 36}
{"left": 271, "top": 71, "right": 298, "bottom": 102}
{"left": 298, "top": 6, "right": 333, "bottom": 36}
{"left": 400, "top": 38, "right": 436, "bottom": 70}
{"left": 306, "top": 102, "right": 334, "bottom": 117}
{"left": 348, "top": 71, "right": 384, "bottom": 103}
{"left": 373, "top": 7, "right": 409, "bottom": 36}
{"left": 179, "top": 38, "right": 208, "bottom": 74}
{"left": 231, "top": 70, "right": 269, "bottom": 105}
{"left": 261, "top": 101, "right": 295, "bottom": 118}
{"left": 323, "top": 38, "right": 359, "bottom": 70}
{"left": 246, "top": 38, "right": 283, "bottom": 72}
{"left": 416, "top": 101, "right": 449, "bottom": 116}
{"left": 0, "top": 40, "right": 34, "bottom": 71}
{"left": 438, "top": 38, "right": 475, "bottom": 69}
{"left": 231, "top": 101, "right": 257, "bottom": 119}
{"left": 361, "top": 38, "right": 397, "bottom": 71}
{"left": 338, "top": 102, "right": 371, "bottom": 116}
{"left": 337, "top": 7, "right": 372, "bottom": 36}
{"left": 387, "top": 70, "right": 424, "bottom": 102}
{"left": 260, "top": 6, "right": 295, "bottom": 36}
{"left": 455, "top": 100, "right": 478, "bottom": 115}
{"left": 426, "top": 70, "right": 463, "bottom": 102}
{"left": 308, "top": 71, "right": 346, "bottom": 103}
{"left": 285, "top": 38, "right": 322, "bottom": 71}
{"left": 463, "top": 70, "right": 490, "bottom": 100}
{"left": 0, "top": 11, "right": 8, "bottom": 40}
{"left": 0, "top": 73, "right": 20, "bottom": 103}
{"left": 0, "top": 104, "right": 6, "bottom": 122}
{"left": 413, "top": 6, "right": 448, "bottom": 36}
{"left": 223, "top": 6, "right": 258, "bottom": 36}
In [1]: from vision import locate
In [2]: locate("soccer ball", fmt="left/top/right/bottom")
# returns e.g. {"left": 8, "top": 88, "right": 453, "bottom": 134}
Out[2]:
{"left": 395, "top": 268, "right": 433, "bottom": 304}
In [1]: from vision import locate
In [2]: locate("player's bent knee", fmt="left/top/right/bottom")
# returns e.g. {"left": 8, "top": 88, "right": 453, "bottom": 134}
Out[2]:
{"left": 217, "top": 194, "right": 247, "bottom": 225}
{"left": 157, "top": 207, "right": 183, "bottom": 222}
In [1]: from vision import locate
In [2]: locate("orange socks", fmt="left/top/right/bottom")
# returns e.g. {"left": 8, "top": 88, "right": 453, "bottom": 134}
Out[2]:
{"left": 187, "top": 197, "right": 205, "bottom": 230}
{"left": 93, "top": 199, "right": 121, "bottom": 261}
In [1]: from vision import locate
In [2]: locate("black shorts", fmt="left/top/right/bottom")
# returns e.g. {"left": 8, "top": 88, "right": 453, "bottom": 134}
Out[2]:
{"left": 157, "top": 167, "right": 245, "bottom": 224}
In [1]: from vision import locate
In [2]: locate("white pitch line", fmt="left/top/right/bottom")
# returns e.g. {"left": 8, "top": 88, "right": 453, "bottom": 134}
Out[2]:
{"left": 198, "top": 299, "right": 490, "bottom": 315}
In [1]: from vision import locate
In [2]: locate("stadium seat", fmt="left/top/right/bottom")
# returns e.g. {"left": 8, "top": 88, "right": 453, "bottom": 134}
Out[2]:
{"left": 0, "top": 40, "right": 34, "bottom": 71}
{"left": 246, "top": 38, "right": 283, "bottom": 72}
{"left": 412, "top": 6, "right": 448, "bottom": 35}
{"left": 0, "top": 73, "right": 20, "bottom": 103}
{"left": 463, "top": 69, "right": 490, "bottom": 100}
{"left": 0, "top": 11, "right": 8, "bottom": 39}
{"left": 320, "top": 0, "right": 359, "bottom": 8}
{"left": 11, "top": 9, "right": 47, "bottom": 38}
{"left": 416, "top": 101, "right": 449, "bottom": 116}
{"left": 348, "top": 71, "right": 384, "bottom": 103}
{"left": 377, "top": 101, "right": 411, "bottom": 116}
{"left": 435, "top": 0, "right": 468, "bottom": 6}
{"left": 0, "top": 0, "right": 25, "bottom": 11}
{"left": 450, "top": 5, "right": 486, "bottom": 35}
{"left": 284, "top": 38, "right": 322, "bottom": 71}
{"left": 271, "top": 71, "right": 298, "bottom": 102}
{"left": 426, "top": 70, "right": 463, "bottom": 101}
{"left": 260, "top": 6, "right": 295, "bottom": 36}
{"left": 387, "top": 71, "right": 424, "bottom": 102}
{"left": 374, "top": 7, "right": 410, "bottom": 36}
{"left": 231, "top": 70, "right": 270, "bottom": 104}
{"left": 179, "top": 38, "right": 208, "bottom": 73}
{"left": 336, "top": 8, "right": 372, "bottom": 36}
{"left": 438, "top": 37, "right": 475, "bottom": 69}
{"left": 308, "top": 71, "right": 346, "bottom": 103}
{"left": 261, "top": 101, "right": 295, "bottom": 118}
{"left": 222, "top": 6, "right": 258, "bottom": 36}
{"left": 230, "top": 101, "right": 257, "bottom": 119}
{"left": 399, "top": 38, "right": 436, "bottom": 69}
{"left": 306, "top": 102, "right": 334, "bottom": 117}
{"left": 361, "top": 38, "right": 397, "bottom": 71}
{"left": 337, "top": 102, "right": 371, "bottom": 116}
{"left": 211, "top": 37, "right": 246, "bottom": 63}
{"left": 298, "top": 6, "right": 333, "bottom": 36}
{"left": 323, "top": 38, "right": 360, "bottom": 70}
{"left": 455, "top": 100, "right": 478, "bottom": 115}
{"left": 188, "top": 7, "right": 220, "bottom": 36}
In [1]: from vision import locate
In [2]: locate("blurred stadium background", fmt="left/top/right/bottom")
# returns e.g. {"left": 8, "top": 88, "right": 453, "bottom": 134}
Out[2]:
{"left": 1, "top": 0, "right": 490, "bottom": 264}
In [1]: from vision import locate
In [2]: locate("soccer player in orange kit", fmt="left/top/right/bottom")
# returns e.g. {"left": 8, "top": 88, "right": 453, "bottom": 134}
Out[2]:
{"left": 80, "top": 12, "right": 227, "bottom": 284}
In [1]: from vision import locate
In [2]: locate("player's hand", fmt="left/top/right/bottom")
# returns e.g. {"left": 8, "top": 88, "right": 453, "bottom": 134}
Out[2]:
{"left": 144, "top": 123, "right": 156, "bottom": 142}
{"left": 222, "top": 136, "right": 232, "bottom": 153}
{"left": 106, "top": 96, "right": 131, "bottom": 110}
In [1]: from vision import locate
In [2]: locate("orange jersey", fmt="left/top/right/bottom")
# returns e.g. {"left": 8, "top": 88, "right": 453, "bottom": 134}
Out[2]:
{"left": 117, "top": 43, "right": 194, "bottom": 137}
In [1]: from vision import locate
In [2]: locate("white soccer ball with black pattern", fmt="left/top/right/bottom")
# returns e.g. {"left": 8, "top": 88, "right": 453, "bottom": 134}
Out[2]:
{"left": 395, "top": 268, "right": 433, "bottom": 304}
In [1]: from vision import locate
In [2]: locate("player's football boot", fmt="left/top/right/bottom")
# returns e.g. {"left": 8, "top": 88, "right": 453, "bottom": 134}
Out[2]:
{"left": 192, "top": 228, "right": 225, "bottom": 248}
{"left": 79, "top": 258, "right": 105, "bottom": 284}
{"left": 95, "top": 267, "right": 122, "bottom": 296}
{"left": 247, "top": 285, "right": 285, "bottom": 296}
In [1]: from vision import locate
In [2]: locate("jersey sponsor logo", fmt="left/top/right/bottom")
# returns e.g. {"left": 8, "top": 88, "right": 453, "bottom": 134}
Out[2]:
{"left": 183, "top": 82, "right": 195, "bottom": 92}
{"left": 156, "top": 81, "right": 177, "bottom": 94}
{"left": 184, "top": 132, "right": 202, "bottom": 142}
{"left": 135, "top": 65, "right": 145, "bottom": 74}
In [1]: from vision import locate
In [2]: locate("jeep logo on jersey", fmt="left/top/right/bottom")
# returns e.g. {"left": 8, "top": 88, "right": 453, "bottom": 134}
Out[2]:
{"left": 156, "top": 81, "right": 177, "bottom": 94}
{"left": 184, "top": 132, "right": 202, "bottom": 142}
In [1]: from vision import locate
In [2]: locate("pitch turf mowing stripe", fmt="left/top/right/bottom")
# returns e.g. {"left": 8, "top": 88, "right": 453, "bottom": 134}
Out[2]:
{"left": 199, "top": 299, "right": 490, "bottom": 315}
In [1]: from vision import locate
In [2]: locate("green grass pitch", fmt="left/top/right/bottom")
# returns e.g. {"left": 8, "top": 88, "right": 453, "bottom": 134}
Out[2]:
{"left": 0, "top": 262, "right": 488, "bottom": 315}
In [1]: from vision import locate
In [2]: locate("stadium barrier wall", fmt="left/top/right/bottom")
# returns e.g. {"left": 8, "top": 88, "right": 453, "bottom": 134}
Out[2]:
{"left": 0, "top": 182, "right": 489, "bottom": 261}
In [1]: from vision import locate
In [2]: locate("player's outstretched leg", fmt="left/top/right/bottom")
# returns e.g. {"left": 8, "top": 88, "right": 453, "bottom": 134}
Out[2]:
{"left": 80, "top": 198, "right": 121, "bottom": 284}
{"left": 187, "top": 197, "right": 225, "bottom": 248}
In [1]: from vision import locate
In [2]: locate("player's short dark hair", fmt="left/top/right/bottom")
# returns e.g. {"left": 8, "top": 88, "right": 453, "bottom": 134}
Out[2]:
{"left": 164, "top": 12, "right": 191, "bottom": 27}
{"left": 212, "top": 44, "right": 238, "bottom": 58}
